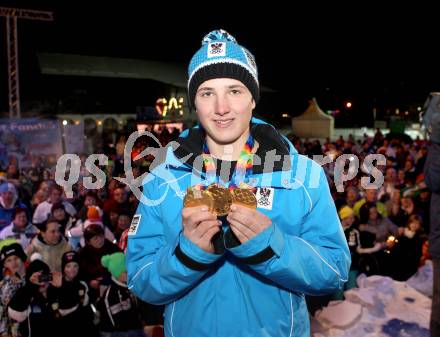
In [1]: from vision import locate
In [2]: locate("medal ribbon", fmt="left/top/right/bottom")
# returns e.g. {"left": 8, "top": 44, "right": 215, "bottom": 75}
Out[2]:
{"left": 201, "top": 133, "right": 254, "bottom": 189}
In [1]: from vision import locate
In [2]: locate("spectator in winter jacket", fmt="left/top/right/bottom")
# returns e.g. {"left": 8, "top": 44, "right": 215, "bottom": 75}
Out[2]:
{"left": 8, "top": 259, "right": 62, "bottom": 337}
{"left": 68, "top": 206, "right": 115, "bottom": 249}
{"left": 0, "top": 183, "right": 28, "bottom": 231}
{"left": 0, "top": 208, "right": 38, "bottom": 250}
{"left": 26, "top": 218, "right": 72, "bottom": 272}
{"left": 32, "top": 184, "right": 76, "bottom": 226}
{"left": 57, "top": 251, "right": 98, "bottom": 337}
{"left": 0, "top": 243, "right": 27, "bottom": 337}
{"left": 98, "top": 252, "right": 144, "bottom": 336}
{"left": 390, "top": 214, "right": 428, "bottom": 281}
{"left": 78, "top": 224, "right": 120, "bottom": 301}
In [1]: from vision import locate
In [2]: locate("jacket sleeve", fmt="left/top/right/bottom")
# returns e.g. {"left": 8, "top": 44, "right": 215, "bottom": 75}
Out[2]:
{"left": 126, "top": 173, "right": 222, "bottom": 305}
{"left": 424, "top": 143, "right": 440, "bottom": 193}
{"left": 228, "top": 166, "right": 351, "bottom": 295}
{"left": 7, "top": 285, "right": 33, "bottom": 323}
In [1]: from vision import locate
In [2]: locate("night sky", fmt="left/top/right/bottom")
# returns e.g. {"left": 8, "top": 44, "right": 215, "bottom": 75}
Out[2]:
{"left": 1, "top": 2, "right": 439, "bottom": 125}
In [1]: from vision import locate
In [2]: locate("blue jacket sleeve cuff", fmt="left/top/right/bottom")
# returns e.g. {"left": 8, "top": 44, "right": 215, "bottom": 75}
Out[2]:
{"left": 178, "top": 232, "right": 222, "bottom": 266}
{"left": 227, "top": 223, "right": 285, "bottom": 263}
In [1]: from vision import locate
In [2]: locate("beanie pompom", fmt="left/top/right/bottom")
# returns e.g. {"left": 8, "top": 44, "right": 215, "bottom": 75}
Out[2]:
{"left": 101, "top": 252, "right": 126, "bottom": 279}
{"left": 30, "top": 252, "right": 43, "bottom": 262}
{"left": 202, "top": 29, "right": 236, "bottom": 45}
{"left": 101, "top": 255, "right": 111, "bottom": 268}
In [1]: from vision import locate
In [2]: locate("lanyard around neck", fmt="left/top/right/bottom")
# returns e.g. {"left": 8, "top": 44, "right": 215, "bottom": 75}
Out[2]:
{"left": 202, "top": 133, "right": 254, "bottom": 188}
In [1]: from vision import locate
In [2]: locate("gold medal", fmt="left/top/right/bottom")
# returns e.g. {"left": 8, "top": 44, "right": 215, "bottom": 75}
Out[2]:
{"left": 231, "top": 188, "right": 257, "bottom": 209}
{"left": 183, "top": 187, "right": 214, "bottom": 211}
{"left": 207, "top": 184, "right": 233, "bottom": 216}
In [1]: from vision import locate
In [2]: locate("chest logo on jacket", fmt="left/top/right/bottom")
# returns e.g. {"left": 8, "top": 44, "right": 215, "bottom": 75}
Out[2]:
{"left": 256, "top": 187, "right": 274, "bottom": 210}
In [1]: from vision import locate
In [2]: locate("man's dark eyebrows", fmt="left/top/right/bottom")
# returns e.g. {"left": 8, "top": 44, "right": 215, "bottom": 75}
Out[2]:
{"left": 197, "top": 86, "right": 214, "bottom": 92}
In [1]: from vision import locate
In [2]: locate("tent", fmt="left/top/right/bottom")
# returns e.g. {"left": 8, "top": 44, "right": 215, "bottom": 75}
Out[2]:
{"left": 291, "top": 98, "right": 334, "bottom": 139}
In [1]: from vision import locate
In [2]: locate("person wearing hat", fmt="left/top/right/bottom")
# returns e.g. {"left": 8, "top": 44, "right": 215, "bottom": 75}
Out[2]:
{"left": 57, "top": 251, "right": 98, "bottom": 337}
{"left": 332, "top": 206, "right": 362, "bottom": 300}
{"left": 0, "top": 207, "right": 38, "bottom": 251}
{"left": 0, "top": 242, "right": 27, "bottom": 337}
{"left": 7, "top": 258, "right": 62, "bottom": 337}
{"left": 127, "top": 29, "right": 350, "bottom": 337}
{"left": 98, "top": 252, "right": 144, "bottom": 337}
{"left": 0, "top": 182, "right": 28, "bottom": 231}
{"left": 68, "top": 206, "right": 115, "bottom": 249}
{"left": 424, "top": 111, "right": 440, "bottom": 335}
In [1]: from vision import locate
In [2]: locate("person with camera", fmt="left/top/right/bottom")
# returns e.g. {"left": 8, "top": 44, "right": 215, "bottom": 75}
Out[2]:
{"left": 7, "top": 258, "right": 62, "bottom": 337}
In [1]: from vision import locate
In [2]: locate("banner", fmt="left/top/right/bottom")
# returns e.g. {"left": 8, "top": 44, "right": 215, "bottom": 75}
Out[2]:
{"left": 0, "top": 118, "right": 63, "bottom": 169}
{"left": 64, "top": 123, "right": 84, "bottom": 155}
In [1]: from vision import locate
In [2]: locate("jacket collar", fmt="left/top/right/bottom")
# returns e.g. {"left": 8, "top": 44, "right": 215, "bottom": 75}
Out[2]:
{"left": 172, "top": 117, "right": 294, "bottom": 174}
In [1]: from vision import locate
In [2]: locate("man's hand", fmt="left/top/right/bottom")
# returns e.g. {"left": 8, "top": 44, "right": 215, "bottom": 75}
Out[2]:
{"left": 227, "top": 205, "right": 272, "bottom": 244}
{"left": 182, "top": 206, "right": 221, "bottom": 253}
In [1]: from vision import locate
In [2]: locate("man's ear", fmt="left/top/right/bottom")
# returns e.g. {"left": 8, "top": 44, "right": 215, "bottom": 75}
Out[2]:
{"left": 251, "top": 99, "right": 256, "bottom": 110}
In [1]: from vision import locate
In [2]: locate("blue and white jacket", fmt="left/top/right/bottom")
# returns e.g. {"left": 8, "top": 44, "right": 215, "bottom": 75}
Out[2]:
{"left": 127, "top": 118, "right": 350, "bottom": 337}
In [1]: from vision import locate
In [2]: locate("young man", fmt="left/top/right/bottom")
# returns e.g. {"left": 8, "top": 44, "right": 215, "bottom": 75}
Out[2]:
{"left": 127, "top": 29, "right": 350, "bottom": 337}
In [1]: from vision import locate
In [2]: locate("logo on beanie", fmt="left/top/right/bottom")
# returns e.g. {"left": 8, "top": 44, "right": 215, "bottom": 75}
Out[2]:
{"left": 128, "top": 214, "right": 141, "bottom": 236}
{"left": 243, "top": 48, "right": 257, "bottom": 73}
{"left": 208, "top": 42, "right": 226, "bottom": 58}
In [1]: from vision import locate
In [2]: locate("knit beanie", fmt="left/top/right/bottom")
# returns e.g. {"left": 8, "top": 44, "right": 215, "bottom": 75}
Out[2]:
{"left": 188, "top": 29, "right": 259, "bottom": 106}
{"left": 87, "top": 206, "right": 102, "bottom": 223}
{"left": 338, "top": 206, "right": 354, "bottom": 220}
{"left": 61, "top": 251, "right": 79, "bottom": 272}
{"left": 26, "top": 259, "right": 50, "bottom": 283}
{"left": 0, "top": 242, "right": 27, "bottom": 266}
{"left": 101, "top": 252, "right": 126, "bottom": 278}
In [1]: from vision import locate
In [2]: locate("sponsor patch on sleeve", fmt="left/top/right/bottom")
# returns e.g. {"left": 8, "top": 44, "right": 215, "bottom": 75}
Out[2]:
{"left": 128, "top": 214, "right": 142, "bottom": 236}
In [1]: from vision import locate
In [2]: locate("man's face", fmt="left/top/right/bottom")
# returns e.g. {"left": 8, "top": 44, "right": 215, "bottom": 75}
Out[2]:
{"left": 344, "top": 214, "right": 355, "bottom": 227}
{"left": 117, "top": 215, "right": 131, "bottom": 230}
{"left": 194, "top": 78, "right": 255, "bottom": 147}
{"left": 4, "top": 255, "right": 22, "bottom": 274}
{"left": 1, "top": 191, "right": 14, "bottom": 204}
{"left": 13, "top": 212, "right": 27, "bottom": 229}
{"left": 346, "top": 189, "right": 357, "bottom": 202}
{"left": 369, "top": 207, "right": 378, "bottom": 221}
{"left": 365, "top": 189, "right": 378, "bottom": 203}
{"left": 53, "top": 208, "right": 66, "bottom": 221}
{"left": 84, "top": 196, "right": 96, "bottom": 207}
{"left": 64, "top": 262, "right": 79, "bottom": 281}
{"left": 110, "top": 211, "right": 119, "bottom": 224}
{"left": 42, "top": 222, "right": 61, "bottom": 245}
{"left": 401, "top": 197, "right": 413, "bottom": 209}
{"left": 88, "top": 234, "right": 105, "bottom": 249}
{"left": 113, "top": 188, "right": 126, "bottom": 204}
{"left": 50, "top": 190, "right": 62, "bottom": 204}
{"left": 385, "top": 168, "right": 396, "bottom": 180}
